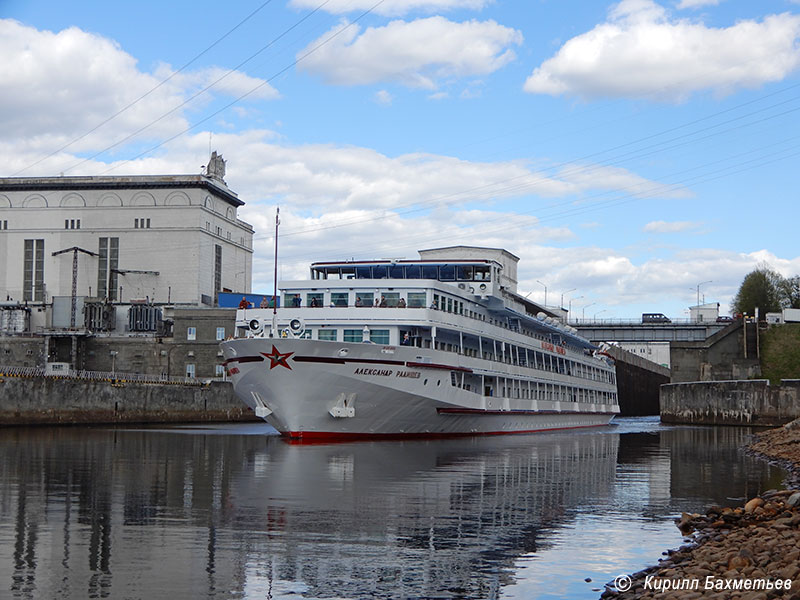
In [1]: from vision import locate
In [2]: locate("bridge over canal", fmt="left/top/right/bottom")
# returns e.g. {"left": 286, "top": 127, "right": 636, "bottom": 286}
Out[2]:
{"left": 571, "top": 319, "right": 728, "bottom": 343}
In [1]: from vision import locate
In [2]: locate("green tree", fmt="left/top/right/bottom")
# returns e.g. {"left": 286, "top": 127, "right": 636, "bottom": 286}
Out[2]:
{"left": 731, "top": 266, "right": 783, "bottom": 317}
{"left": 780, "top": 275, "right": 800, "bottom": 309}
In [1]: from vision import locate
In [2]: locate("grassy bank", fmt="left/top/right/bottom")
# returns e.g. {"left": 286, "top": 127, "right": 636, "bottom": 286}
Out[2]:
{"left": 760, "top": 323, "right": 800, "bottom": 385}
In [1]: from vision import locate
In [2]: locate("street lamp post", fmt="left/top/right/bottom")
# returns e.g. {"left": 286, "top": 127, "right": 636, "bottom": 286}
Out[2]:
{"left": 561, "top": 288, "right": 576, "bottom": 309}
{"left": 582, "top": 302, "right": 596, "bottom": 320}
{"left": 568, "top": 295, "right": 583, "bottom": 316}
{"left": 536, "top": 280, "right": 547, "bottom": 307}
{"left": 593, "top": 309, "right": 607, "bottom": 320}
{"left": 696, "top": 280, "right": 712, "bottom": 307}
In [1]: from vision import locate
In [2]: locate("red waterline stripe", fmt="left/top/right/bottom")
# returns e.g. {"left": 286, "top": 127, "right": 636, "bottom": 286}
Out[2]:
{"left": 283, "top": 423, "right": 611, "bottom": 443}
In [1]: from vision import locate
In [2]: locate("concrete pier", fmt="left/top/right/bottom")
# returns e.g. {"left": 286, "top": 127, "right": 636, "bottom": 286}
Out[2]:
{"left": 0, "top": 374, "right": 256, "bottom": 425}
{"left": 660, "top": 379, "right": 800, "bottom": 426}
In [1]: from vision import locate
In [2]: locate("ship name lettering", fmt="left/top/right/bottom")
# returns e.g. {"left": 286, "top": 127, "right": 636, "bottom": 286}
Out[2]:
{"left": 395, "top": 371, "right": 421, "bottom": 379}
{"left": 354, "top": 368, "right": 393, "bottom": 377}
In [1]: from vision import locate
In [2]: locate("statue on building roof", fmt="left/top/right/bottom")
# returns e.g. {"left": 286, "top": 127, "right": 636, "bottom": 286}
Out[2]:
{"left": 206, "top": 151, "right": 226, "bottom": 183}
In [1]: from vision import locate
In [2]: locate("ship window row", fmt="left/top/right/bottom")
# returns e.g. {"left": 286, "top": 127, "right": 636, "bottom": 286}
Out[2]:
{"left": 450, "top": 372, "right": 617, "bottom": 405}
{"left": 431, "top": 330, "right": 615, "bottom": 385}
{"left": 311, "top": 263, "right": 492, "bottom": 282}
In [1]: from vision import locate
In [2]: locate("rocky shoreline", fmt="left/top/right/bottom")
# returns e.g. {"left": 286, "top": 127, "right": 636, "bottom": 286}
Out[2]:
{"left": 600, "top": 420, "right": 800, "bottom": 600}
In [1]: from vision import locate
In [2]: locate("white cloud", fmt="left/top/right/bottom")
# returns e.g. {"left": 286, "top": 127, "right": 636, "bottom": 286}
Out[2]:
{"left": 374, "top": 90, "right": 393, "bottom": 105}
{"left": 676, "top": 0, "right": 720, "bottom": 8}
{"left": 298, "top": 17, "right": 522, "bottom": 88}
{"left": 288, "top": 0, "right": 492, "bottom": 17}
{"left": 643, "top": 220, "right": 703, "bottom": 233}
{"left": 523, "top": 0, "right": 800, "bottom": 101}
{"left": 0, "top": 19, "right": 277, "bottom": 169}
{"left": 168, "top": 66, "right": 279, "bottom": 101}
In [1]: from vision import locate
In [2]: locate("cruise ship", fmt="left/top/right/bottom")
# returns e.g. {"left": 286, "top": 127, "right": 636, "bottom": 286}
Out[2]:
{"left": 220, "top": 246, "right": 619, "bottom": 440}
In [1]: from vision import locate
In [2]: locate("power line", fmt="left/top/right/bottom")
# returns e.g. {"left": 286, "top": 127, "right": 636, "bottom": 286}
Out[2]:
{"left": 11, "top": 0, "right": 277, "bottom": 177}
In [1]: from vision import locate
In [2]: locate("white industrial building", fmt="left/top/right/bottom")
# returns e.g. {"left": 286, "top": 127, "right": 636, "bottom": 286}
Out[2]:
{"left": 0, "top": 153, "right": 253, "bottom": 332}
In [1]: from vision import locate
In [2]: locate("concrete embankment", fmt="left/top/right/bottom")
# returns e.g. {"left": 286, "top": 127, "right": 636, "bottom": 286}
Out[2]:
{"left": 601, "top": 420, "right": 800, "bottom": 599}
{"left": 0, "top": 375, "right": 257, "bottom": 425}
{"left": 661, "top": 380, "right": 800, "bottom": 427}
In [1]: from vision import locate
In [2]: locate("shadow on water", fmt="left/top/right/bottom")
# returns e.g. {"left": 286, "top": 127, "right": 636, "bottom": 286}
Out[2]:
{"left": 0, "top": 418, "right": 786, "bottom": 599}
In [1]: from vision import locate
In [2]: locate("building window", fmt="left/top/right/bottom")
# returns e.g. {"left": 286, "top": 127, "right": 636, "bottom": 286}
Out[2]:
{"left": 214, "top": 245, "right": 222, "bottom": 297}
{"left": 186, "top": 364, "right": 196, "bottom": 378}
{"left": 343, "top": 329, "right": 363, "bottom": 343}
{"left": 146, "top": 218, "right": 150, "bottom": 228}
{"left": 216, "top": 226, "right": 222, "bottom": 236}
{"left": 187, "top": 327, "right": 197, "bottom": 341}
{"left": 318, "top": 329, "right": 337, "bottom": 341}
{"left": 206, "top": 221, "right": 210, "bottom": 231}
{"left": 97, "top": 237, "right": 119, "bottom": 300}
{"left": 134, "top": 218, "right": 138, "bottom": 229}
{"left": 64, "top": 219, "right": 80, "bottom": 230}
{"left": 1, "top": 220, "right": 7, "bottom": 230}
{"left": 23, "top": 239, "right": 45, "bottom": 302}
{"left": 216, "top": 327, "right": 225, "bottom": 341}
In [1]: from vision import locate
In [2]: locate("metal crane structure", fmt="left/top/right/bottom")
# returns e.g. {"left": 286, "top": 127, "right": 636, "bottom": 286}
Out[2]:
{"left": 52, "top": 246, "right": 98, "bottom": 328}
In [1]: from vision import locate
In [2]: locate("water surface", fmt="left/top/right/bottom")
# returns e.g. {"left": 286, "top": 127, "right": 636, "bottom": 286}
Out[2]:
{"left": 0, "top": 417, "right": 785, "bottom": 599}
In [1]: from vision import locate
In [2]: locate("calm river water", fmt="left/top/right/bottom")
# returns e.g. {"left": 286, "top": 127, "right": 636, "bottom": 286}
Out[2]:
{"left": 0, "top": 417, "right": 786, "bottom": 600}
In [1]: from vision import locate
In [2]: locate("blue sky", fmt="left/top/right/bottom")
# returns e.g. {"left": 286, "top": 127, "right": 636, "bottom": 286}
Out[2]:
{"left": 3, "top": 0, "right": 800, "bottom": 319}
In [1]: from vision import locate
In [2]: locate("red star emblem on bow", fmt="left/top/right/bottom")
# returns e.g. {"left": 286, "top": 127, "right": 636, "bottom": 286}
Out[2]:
{"left": 261, "top": 345, "right": 294, "bottom": 370}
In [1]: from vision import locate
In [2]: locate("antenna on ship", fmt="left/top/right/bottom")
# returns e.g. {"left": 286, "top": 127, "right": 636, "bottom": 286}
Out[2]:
{"left": 271, "top": 207, "right": 280, "bottom": 338}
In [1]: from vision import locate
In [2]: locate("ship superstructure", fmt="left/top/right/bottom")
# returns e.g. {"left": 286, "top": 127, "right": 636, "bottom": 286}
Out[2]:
{"left": 221, "top": 246, "right": 618, "bottom": 440}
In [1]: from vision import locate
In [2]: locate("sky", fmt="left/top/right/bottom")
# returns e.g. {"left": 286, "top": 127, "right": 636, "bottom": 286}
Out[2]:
{"left": 2, "top": 0, "right": 800, "bottom": 320}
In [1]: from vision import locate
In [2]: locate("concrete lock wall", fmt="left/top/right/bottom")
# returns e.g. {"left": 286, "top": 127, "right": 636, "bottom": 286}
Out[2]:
{"left": 660, "top": 380, "right": 800, "bottom": 426}
{"left": 0, "top": 378, "right": 257, "bottom": 425}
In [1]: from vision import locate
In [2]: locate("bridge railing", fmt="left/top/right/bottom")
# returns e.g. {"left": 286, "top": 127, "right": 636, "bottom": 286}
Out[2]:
{"left": 569, "top": 318, "right": 721, "bottom": 326}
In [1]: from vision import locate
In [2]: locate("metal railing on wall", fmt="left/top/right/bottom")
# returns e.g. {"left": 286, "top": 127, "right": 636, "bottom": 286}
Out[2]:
{"left": 0, "top": 365, "right": 211, "bottom": 386}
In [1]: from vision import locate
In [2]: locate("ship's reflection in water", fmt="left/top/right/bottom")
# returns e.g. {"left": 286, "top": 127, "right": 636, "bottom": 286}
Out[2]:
{"left": 0, "top": 418, "right": 785, "bottom": 600}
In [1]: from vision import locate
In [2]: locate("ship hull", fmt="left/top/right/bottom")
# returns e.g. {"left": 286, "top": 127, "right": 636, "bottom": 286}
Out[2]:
{"left": 221, "top": 338, "right": 618, "bottom": 440}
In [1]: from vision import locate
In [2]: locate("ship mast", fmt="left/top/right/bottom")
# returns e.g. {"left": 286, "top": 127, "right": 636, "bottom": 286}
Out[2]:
{"left": 271, "top": 207, "right": 279, "bottom": 337}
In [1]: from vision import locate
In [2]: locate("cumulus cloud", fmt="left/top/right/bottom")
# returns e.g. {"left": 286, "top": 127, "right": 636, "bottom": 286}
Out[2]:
{"left": 523, "top": 0, "right": 800, "bottom": 101}
{"left": 0, "top": 19, "right": 277, "bottom": 167}
{"left": 676, "top": 0, "right": 720, "bottom": 8}
{"left": 164, "top": 66, "right": 279, "bottom": 101}
{"left": 298, "top": 17, "right": 522, "bottom": 88}
{"left": 288, "top": 0, "right": 492, "bottom": 17}
{"left": 643, "top": 220, "right": 703, "bottom": 233}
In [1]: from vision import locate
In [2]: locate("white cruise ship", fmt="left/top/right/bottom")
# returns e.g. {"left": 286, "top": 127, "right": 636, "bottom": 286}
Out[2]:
{"left": 220, "top": 246, "right": 619, "bottom": 440}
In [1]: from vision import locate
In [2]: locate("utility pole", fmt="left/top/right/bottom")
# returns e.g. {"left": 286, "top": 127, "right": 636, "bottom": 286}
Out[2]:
{"left": 52, "top": 246, "right": 98, "bottom": 328}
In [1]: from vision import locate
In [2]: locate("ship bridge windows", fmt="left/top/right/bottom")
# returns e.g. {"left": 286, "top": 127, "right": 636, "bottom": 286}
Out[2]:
{"left": 405, "top": 265, "right": 421, "bottom": 278}
{"left": 421, "top": 265, "right": 439, "bottom": 279}
{"left": 456, "top": 265, "right": 473, "bottom": 280}
{"left": 439, "top": 265, "right": 455, "bottom": 281}
{"left": 314, "top": 261, "right": 494, "bottom": 283}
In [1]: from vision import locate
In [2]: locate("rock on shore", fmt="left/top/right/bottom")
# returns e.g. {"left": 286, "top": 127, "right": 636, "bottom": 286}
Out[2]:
{"left": 601, "top": 419, "right": 800, "bottom": 600}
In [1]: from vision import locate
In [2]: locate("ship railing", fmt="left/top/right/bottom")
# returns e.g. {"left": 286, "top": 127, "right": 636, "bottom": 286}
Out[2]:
{"left": 0, "top": 365, "right": 208, "bottom": 386}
